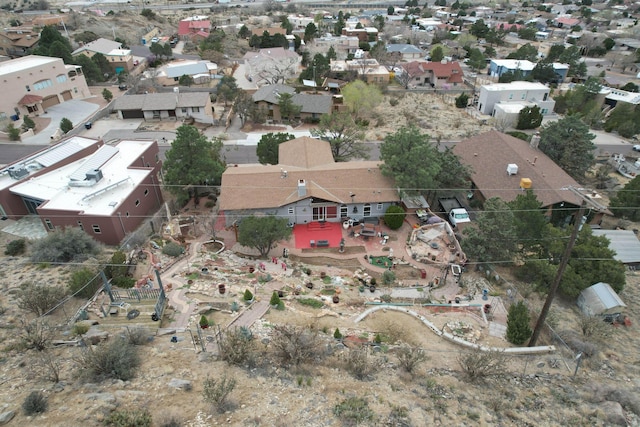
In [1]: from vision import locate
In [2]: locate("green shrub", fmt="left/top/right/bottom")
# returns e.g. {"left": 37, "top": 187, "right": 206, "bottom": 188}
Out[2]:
{"left": 297, "top": 298, "right": 323, "bottom": 308}
{"left": 78, "top": 337, "right": 141, "bottom": 381}
{"left": 204, "top": 200, "right": 215, "bottom": 208}
{"left": 60, "top": 117, "right": 73, "bottom": 134}
{"left": 199, "top": 315, "right": 209, "bottom": 329}
{"left": 243, "top": 289, "right": 253, "bottom": 301}
{"left": 506, "top": 300, "right": 532, "bottom": 345}
{"left": 104, "top": 409, "right": 152, "bottom": 427}
{"left": 22, "top": 391, "right": 47, "bottom": 415}
{"left": 21, "top": 115, "right": 36, "bottom": 131}
{"left": 30, "top": 227, "right": 101, "bottom": 263}
{"left": 6, "top": 123, "right": 20, "bottom": 141}
{"left": 334, "top": 328, "right": 342, "bottom": 339}
{"left": 162, "top": 242, "right": 184, "bottom": 257}
{"left": 202, "top": 374, "right": 236, "bottom": 413}
{"left": 333, "top": 396, "right": 375, "bottom": 424}
{"left": 72, "top": 322, "right": 90, "bottom": 336}
{"left": 384, "top": 205, "right": 405, "bottom": 230}
{"left": 382, "top": 270, "right": 396, "bottom": 285}
{"left": 5, "top": 238, "right": 26, "bottom": 256}
{"left": 69, "top": 268, "right": 103, "bottom": 299}
{"left": 270, "top": 291, "right": 281, "bottom": 306}
{"left": 455, "top": 93, "right": 469, "bottom": 108}
{"left": 17, "top": 282, "right": 67, "bottom": 316}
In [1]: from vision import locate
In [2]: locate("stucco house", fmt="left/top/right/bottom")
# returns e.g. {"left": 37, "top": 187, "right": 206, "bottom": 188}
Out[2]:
{"left": 154, "top": 59, "right": 218, "bottom": 86}
{"left": 113, "top": 92, "right": 214, "bottom": 124}
{"left": 0, "top": 55, "right": 89, "bottom": 125}
{"left": 252, "top": 84, "right": 333, "bottom": 122}
{"left": 218, "top": 137, "right": 398, "bottom": 227}
{"left": 243, "top": 47, "right": 300, "bottom": 87}
{"left": 386, "top": 44, "right": 424, "bottom": 61}
{"left": 0, "top": 136, "right": 164, "bottom": 246}
{"left": 72, "top": 38, "right": 134, "bottom": 74}
{"left": 477, "top": 81, "right": 555, "bottom": 122}
{"left": 330, "top": 59, "right": 389, "bottom": 85}
{"left": 453, "top": 130, "right": 608, "bottom": 226}
{"left": 398, "top": 60, "right": 464, "bottom": 88}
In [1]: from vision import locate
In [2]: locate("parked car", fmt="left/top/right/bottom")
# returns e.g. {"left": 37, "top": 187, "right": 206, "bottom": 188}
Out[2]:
{"left": 118, "top": 84, "right": 128, "bottom": 91}
{"left": 633, "top": 144, "right": 640, "bottom": 151}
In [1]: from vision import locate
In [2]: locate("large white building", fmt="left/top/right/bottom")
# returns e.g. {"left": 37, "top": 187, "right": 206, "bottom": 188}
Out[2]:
{"left": 477, "top": 81, "right": 555, "bottom": 123}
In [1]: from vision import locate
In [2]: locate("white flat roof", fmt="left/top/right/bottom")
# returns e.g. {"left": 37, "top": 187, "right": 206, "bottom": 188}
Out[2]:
{"left": 495, "top": 102, "right": 534, "bottom": 113}
{"left": 0, "top": 136, "right": 98, "bottom": 192}
{"left": 10, "top": 140, "right": 155, "bottom": 216}
{"left": 491, "top": 59, "right": 536, "bottom": 71}
{"left": 0, "top": 55, "right": 59, "bottom": 76}
{"left": 482, "top": 81, "right": 549, "bottom": 91}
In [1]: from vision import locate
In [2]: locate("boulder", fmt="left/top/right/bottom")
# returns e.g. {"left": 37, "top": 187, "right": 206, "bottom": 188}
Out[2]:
{"left": 168, "top": 378, "right": 192, "bottom": 390}
{"left": 83, "top": 328, "right": 109, "bottom": 345}
{"left": 598, "top": 401, "right": 627, "bottom": 426}
{"left": 0, "top": 411, "right": 15, "bottom": 425}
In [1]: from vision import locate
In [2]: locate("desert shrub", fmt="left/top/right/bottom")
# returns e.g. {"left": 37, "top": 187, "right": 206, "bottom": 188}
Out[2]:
{"left": 156, "top": 413, "right": 183, "bottom": 427}
{"left": 382, "top": 270, "right": 395, "bottom": 285}
{"left": 297, "top": 298, "right": 323, "bottom": 308}
{"left": 22, "top": 115, "right": 36, "bottom": 131}
{"left": 125, "top": 327, "right": 151, "bottom": 345}
{"left": 345, "top": 348, "right": 379, "bottom": 380}
{"left": 455, "top": 93, "right": 469, "bottom": 108}
{"left": 270, "top": 325, "right": 319, "bottom": 366}
{"left": 384, "top": 205, "right": 405, "bottom": 230}
{"left": 68, "top": 268, "right": 103, "bottom": 298}
{"left": 162, "top": 242, "right": 184, "bottom": 257}
{"left": 104, "top": 409, "right": 152, "bottom": 427}
{"left": 506, "top": 131, "right": 530, "bottom": 142}
{"left": 30, "top": 227, "right": 101, "bottom": 263}
{"left": 5, "top": 238, "right": 26, "bottom": 256}
{"left": 457, "top": 350, "right": 509, "bottom": 383}
{"left": 204, "top": 200, "right": 215, "bottom": 208}
{"left": 218, "top": 327, "right": 256, "bottom": 366}
{"left": 72, "top": 322, "right": 90, "bottom": 336}
{"left": 396, "top": 345, "right": 428, "bottom": 373}
{"left": 506, "top": 301, "right": 532, "bottom": 345}
{"left": 202, "top": 374, "right": 236, "bottom": 413}
{"left": 19, "top": 319, "right": 52, "bottom": 351}
{"left": 36, "top": 350, "right": 61, "bottom": 383}
{"left": 17, "top": 282, "right": 67, "bottom": 316}
{"left": 22, "top": 391, "right": 47, "bottom": 415}
{"left": 578, "top": 314, "right": 609, "bottom": 341}
{"left": 561, "top": 333, "right": 599, "bottom": 358}
{"left": 333, "top": 396, "right": 375, "bottom": 425}
{"left": 105, "top": 251, "right": 130, "bottom": 285}
{"left": 78, "top": 337, "right": 140, "bottom": 381}
{"left": 334, "top": 328, "right": 343, "bottom": 339}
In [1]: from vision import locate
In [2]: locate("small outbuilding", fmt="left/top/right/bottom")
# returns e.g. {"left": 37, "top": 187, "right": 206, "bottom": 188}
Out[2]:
{"left": 577, "top": 282, "right": 626, "bottom": 317}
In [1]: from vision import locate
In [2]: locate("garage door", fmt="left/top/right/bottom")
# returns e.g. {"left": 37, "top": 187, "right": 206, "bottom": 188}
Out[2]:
{"left": 41, "top": 95, "right": 60, "bottom": 109}
{"left": 61, "top": 90, "right": 72, "bottom": 101}
{"left": 121, "top": 110, "right": 144, "bottom": 119}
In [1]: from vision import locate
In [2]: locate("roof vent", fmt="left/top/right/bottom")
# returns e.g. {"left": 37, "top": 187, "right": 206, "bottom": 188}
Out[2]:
{"left": 507, "top": 164, "right": 518, "bottom": 175}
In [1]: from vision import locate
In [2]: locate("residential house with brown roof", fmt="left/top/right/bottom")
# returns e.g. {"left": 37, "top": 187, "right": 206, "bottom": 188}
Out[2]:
{"left": 178, "top": 16, "right": 212, "bottom": 41}
{"left": 453, "top": 131, "right": 607, "bottom": 225}
{"left": 330, "top": 59, "right": 389, "bottom": 85}
{"left": 0, "top": 27, "right": 39, "bottom": 58}
{"left": 219, "top": 137, "right": 398, "bottom": 226}
{"left": 252, "top": 84, "right": 333, "bottom": 121}
{"left": 398, "top": 60, "right": 464, "bottom": 89}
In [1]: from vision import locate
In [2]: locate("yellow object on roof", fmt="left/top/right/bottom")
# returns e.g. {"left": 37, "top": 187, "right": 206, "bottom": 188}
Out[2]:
{"left": 520, "top": 178, "right": 532, "bottom": 189}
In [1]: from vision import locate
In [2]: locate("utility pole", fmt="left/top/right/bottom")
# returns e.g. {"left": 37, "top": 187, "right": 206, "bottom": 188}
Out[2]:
{"left": 528, "top": 200, "right": 586, "bottom": 346}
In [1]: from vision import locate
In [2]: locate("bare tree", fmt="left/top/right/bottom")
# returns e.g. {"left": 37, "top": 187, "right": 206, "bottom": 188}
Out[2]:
{"left": 17, "top": 282, "right": 67, "bottom": 317}
{"left": 233, "top": 91, "right": 255, "bottom": 126}
{"left": 257, "top": 57, "right": 299, "bottom": 85}
{"left": 396, "top": 345, "right": 429, "bottom": 373}
{"left": 270, "top": 325, "right": 320, "bottom": 366}
{"left": 19, "top": 319, "right": 53, "bottom": 351}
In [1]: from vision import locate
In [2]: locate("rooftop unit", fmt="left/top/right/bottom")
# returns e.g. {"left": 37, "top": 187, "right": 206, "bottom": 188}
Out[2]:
{"left": 507, "top": 163, "right": 518, "bottom": 175}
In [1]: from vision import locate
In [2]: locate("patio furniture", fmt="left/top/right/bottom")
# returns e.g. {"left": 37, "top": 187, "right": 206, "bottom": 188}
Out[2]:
{"left": 317, "top": 240, "right": 330, "bottom": 247}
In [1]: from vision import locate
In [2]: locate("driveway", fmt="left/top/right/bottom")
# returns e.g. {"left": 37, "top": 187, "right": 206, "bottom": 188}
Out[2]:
{"left": 21, "top": 99, "right": 99, "bottom": 145}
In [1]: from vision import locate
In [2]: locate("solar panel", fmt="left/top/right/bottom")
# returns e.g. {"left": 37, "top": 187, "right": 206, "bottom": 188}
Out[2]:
{"left": 36, "top": 141, "right": 84, "bottom": 167}
{"left": 69, "top": 145, "right": 119, "bottom": 181}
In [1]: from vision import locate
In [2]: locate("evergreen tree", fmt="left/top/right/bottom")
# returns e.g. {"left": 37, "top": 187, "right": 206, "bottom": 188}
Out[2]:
{"left": 506, "top": 301, "right": 532, "bottom": 345}
{"left": 270, "top": 291, "right": 281, "bottom": 306}
{"left": 60, "top": 117, "right": 73, "bottom": 134}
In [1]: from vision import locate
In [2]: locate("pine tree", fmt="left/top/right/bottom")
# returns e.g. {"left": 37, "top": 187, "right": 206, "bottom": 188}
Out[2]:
{"left": 334, "top": 328, "right": 342, "bottom": 339}
{"left": 270, "top": 291, "right": 281, "bottom": 306}
{"left": 506, "top": 301, "right": 532, "bottom": 345}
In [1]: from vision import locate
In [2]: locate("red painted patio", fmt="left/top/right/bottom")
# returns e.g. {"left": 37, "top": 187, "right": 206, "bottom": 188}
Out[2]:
{"left": 293, "top": 221, "right": 343, "bottom": 249}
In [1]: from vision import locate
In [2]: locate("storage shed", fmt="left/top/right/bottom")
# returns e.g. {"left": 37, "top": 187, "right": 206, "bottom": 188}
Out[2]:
{"left": 577, "top": 282, "right": 626, "bottom": 317}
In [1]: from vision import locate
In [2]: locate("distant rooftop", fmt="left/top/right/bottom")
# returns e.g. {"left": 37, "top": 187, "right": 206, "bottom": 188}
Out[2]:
{"left": 482, "top": 81, "right": 550, "bottom": 91}
{"left": 0, "top": 55, "right": 59, "bottom": 76}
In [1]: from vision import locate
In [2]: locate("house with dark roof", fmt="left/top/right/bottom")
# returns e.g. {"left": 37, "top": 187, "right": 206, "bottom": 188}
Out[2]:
{"left": 218, "top": 137, "right": 398, "bottom": 227}
{"left": 398, "top": 60, "right": 464, "bottom": 88}
{"left": 453, "top": 130, "right": 608, "bottom": 225}
{"left": 252, "top": 84, "right": 333, "bottom": 122}
{"left": 112, "top": 92, "right": 214, "bottom": 123}
{"left": 386, "top": 44, "right": 424, "bottom": 61}
{"left": 0, "top": 26, "right": 39, "bottom": 58}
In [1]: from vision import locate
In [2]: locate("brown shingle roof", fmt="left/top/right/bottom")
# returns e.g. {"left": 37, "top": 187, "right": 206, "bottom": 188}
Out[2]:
{"left": 453, "top": 130, "right": 582, "bottom": 208}
{"left": 219, "top": 137, "right": 397, "bottom": 211}
{"left": 278, "top": 137, "right": 335, "bottom": 168}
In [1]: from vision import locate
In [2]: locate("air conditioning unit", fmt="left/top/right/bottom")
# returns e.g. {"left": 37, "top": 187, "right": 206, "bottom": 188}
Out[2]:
{"left": 507, "top": 163, "right": 518, "bottom": 175}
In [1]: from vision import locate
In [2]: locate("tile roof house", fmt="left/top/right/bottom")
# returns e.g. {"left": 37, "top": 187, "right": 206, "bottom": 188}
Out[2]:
{"left": 113, "top": 92, "right": 214, "bottom": 123}
{"left": 219, "top": 136, "right": 398, "bottom": 226}
{"left": 252, "top": 84, "right": 333, "bottom": 121}
{"left": 398, "top": 60, "right": 464, "bottom": 88}
{"left": 72, "top": 38, "right": 134, "bottom": 73}
{"left": 243, "top": 47, "right": 300, "bottom": 87}
{"left": 0, "top": 137, "right": 164, "bottom": 246}
{"left": 453, "top": 131, "right": 607, "bottom": 225}
{"left": 0, "top": 27, "right": 39, "bottom": 58}
{"left": 178, "top": 16, "right": 212, "bottom": 40}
